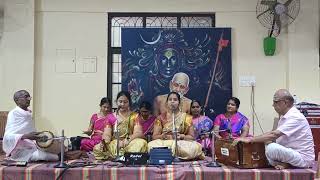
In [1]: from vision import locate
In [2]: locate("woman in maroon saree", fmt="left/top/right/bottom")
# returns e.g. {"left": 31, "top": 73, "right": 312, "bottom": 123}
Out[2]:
{"left": 133, "top": 101, "right": 156, "bottom": 141}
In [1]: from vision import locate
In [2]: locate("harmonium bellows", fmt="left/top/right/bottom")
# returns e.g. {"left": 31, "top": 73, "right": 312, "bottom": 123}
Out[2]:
{"left": 215, "top": 139, "right": 269, "bottom": 168}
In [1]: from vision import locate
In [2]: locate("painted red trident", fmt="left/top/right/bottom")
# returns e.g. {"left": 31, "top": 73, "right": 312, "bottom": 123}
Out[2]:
{"left": 204, "top": 32, "right": 229, "bottom": 111}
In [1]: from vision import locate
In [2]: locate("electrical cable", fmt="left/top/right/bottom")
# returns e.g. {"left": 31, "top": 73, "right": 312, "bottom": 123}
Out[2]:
{"left": 55, "top": 161, "right": 99, "bottom": 180}
{"left": 250, "top": 85, "right": 265, "bottom": 134}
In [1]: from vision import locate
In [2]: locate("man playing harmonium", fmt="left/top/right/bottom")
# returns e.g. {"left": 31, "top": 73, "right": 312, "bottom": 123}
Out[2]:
{"left": 236, "top": 89, "right": 314, "bottom": 170}
{"left": 148, "top": 92, "right": 204, "bottom": 160}
{"left": 3, "top": 90, "right": 59, "bottom": 162}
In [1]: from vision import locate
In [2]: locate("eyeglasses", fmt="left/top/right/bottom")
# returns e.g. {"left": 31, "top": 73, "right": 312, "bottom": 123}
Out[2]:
{"left": 18, "top": 95, "right": 32, "bottom": 100}
{"left": 172, "top": 82, "right": 186, "bottom": 90}
{"left": 273, "top": 99, "right": 284, "bottom": 104}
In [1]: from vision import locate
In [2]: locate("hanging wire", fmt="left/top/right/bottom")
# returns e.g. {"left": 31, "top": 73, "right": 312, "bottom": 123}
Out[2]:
{"left": 250, "top": 85, "right": 265, "bottom": 134}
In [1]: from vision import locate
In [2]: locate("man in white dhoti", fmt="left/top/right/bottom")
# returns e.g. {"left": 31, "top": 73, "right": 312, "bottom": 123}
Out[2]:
{"left": 236, "top": 89, "right": 314, "bottom": 169}
{"left": 3, "top": 90, "right": 58, "bottom": 162}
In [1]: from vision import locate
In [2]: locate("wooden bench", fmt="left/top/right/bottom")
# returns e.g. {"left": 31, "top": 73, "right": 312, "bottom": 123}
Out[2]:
{"left": 0, "top": 111, "right": 8, "bottom": 155}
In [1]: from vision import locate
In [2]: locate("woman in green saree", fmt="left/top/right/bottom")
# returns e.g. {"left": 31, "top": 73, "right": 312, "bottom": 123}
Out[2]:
{"left": 93, "top": 91, "right": 147, "bottom": 160}
{"left": 148, "top": 92, "right": 204, "bottom": 160}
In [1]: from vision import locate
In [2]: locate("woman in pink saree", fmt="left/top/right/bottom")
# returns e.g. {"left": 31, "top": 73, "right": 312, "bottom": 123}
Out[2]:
{"left": 213, "top": 97, "right": 250, "bottom": 139}
{"left": 80, "top": 97, "right": 112, "bottom": 152}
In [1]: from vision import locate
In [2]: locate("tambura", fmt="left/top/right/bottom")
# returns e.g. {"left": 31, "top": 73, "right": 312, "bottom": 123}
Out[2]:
{"left": 36, "top": 131, "right": 61, "bottom": 154}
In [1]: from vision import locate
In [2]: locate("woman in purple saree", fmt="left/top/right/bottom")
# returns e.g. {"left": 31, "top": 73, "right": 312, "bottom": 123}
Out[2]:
{"left": 190, "top": 100, "right": 213, "bottom": 155}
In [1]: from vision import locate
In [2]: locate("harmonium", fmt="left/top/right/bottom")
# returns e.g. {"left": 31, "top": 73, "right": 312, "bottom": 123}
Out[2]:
{"left": 296, "top": 102, "right": 320, "bottom": 159}
{"left": 296, "top": 102, "right": 320, "bottom": 125}
{"left": 215, "top": 138, "right": 269, "bottom": 168}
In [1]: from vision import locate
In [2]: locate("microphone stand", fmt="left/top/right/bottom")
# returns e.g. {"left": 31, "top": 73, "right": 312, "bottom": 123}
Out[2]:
{"left": 172, "top": 109, "right": 180, "bottom": 163}
{"left": 113, "top": 110, "right": 122, "bottom": 162}
{"left": 227, "top": 119, "right": 232, "bottom": 140}
{"left": 203, "top": 131, "right": 208, "bottom": 156}
{"left": 54, "top": 129, "right": 69, "bottom": 168}
{"left": 206, "top": 131, "right": 221, "bottom": 167}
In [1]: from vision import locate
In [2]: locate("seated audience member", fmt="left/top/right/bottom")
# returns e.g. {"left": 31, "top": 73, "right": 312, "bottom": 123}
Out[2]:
{"left": 236, "top": 89, "right": 314, "bottom": 170}
{"left": 93, "top": 91, "right": 147, "bottom": 160}
{"left": 133, "top": 101, "right": 156, "bottom": 142}
{"left": 213, "top": 97, "right": 250, "bottom": 139}
{"left": 3, "top": 90, "right": 58, "bottom": 162}
{"left": 190, "top": 100, "right": 213, "bottom": 155}
{"left": 80, "top": 97, "right": 112, "bottom": 152}
{"left": 148, "top": 92, "right": 204, "bottom": 160}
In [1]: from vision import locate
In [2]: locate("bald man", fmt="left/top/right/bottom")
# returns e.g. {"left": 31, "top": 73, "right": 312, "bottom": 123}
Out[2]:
{"left": 236, "top": 89, "right": 314, "bottom": 169}
{"left": 3, "top": 90, "right": 58, "bottom": 162}
{"left": 155, "top": 72, "right": 192, "bottom": 115}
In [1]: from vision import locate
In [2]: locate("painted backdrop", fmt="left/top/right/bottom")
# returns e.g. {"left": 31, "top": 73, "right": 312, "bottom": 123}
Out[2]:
{"left": 121, "top": 28, "right": 232, "bottom": 118}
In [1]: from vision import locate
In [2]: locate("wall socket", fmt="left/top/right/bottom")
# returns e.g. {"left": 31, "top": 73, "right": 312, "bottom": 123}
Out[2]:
{"left": 239, "top": 76, "right": 256, "bottom": 87}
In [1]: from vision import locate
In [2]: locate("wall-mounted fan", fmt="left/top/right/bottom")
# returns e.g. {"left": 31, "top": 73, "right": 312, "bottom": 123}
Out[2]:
{"left": 257, "top": 0, "right": 300, "bottom": 36}
{"left": 256, "top": 0, "right": 300, "bottom": 55}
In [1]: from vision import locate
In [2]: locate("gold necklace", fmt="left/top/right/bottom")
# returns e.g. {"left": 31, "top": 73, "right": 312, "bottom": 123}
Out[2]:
{"left": 168, "top": 111, "right": 181, "bottom": 121}
{"left": 118, "top": 111, "right": 130, "bottom": 120}
{"left": 98, "top": 112, "right": 107, "bottom": 117}
{"left": 175, "top": 111, "right": 182, "bottom": 118}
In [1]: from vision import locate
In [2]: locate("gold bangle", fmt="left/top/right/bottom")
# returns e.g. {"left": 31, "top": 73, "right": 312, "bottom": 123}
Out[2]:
{"left": 162, "top": 134, "right": 167, "bottom": 140}
{"left": 104, "top": 135, "right": 111, "bottom": 142}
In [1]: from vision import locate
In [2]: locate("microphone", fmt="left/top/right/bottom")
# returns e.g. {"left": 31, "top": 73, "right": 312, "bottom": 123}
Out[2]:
{"left": 206, "top": 129, "right": 224, "bottom": 168}
{"left": 171, "top": 105, "right": 180, "bottom": 163}
{"left": 146, "top": 132, "right": 152, "bottom": 143}
{"left": 113, "top": 107, "right": 122, "bottom": 162}
{"left": 169, "top": 104, "right": 174, "bottom": 111}
{"left": 227, "top": 119, "right": 232, "bottom": 139}
{"left": 206, "top": 128, "right": 234, "bottom": 168}
{"left": 54, "top": 129, "right": 69, "bottom": 168}
{"left": 38, "top": 136, "right": 70, "bottom": 141}
{"left": 116, "top": 105, "right": 122, "bottom": 113}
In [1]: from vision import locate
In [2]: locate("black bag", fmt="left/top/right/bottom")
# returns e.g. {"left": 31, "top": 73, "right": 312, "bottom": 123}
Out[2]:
{"left": 69, "top": 136, "right": 83, "bottom": 151}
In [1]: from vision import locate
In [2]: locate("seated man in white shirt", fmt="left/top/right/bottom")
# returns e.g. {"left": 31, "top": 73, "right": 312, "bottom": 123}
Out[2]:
{"left": 236, "top": 89, "right": 314, "bottom": 169}
{"left": 3, "top": 90, "right": 58, "bottom": 162}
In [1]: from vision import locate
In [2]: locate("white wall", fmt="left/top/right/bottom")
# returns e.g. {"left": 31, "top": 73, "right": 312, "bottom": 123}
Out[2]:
{"left": 34, "top": 9, "right": 108, "bottom": 135}
{"left": 0, "top": 0, "right": 35, "bottom": 110}
{"left": 1, "top": 0, "right": 318, "bottom": 137}
{"left": 288, "top": 1, "right": 319, "bottom": 103}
